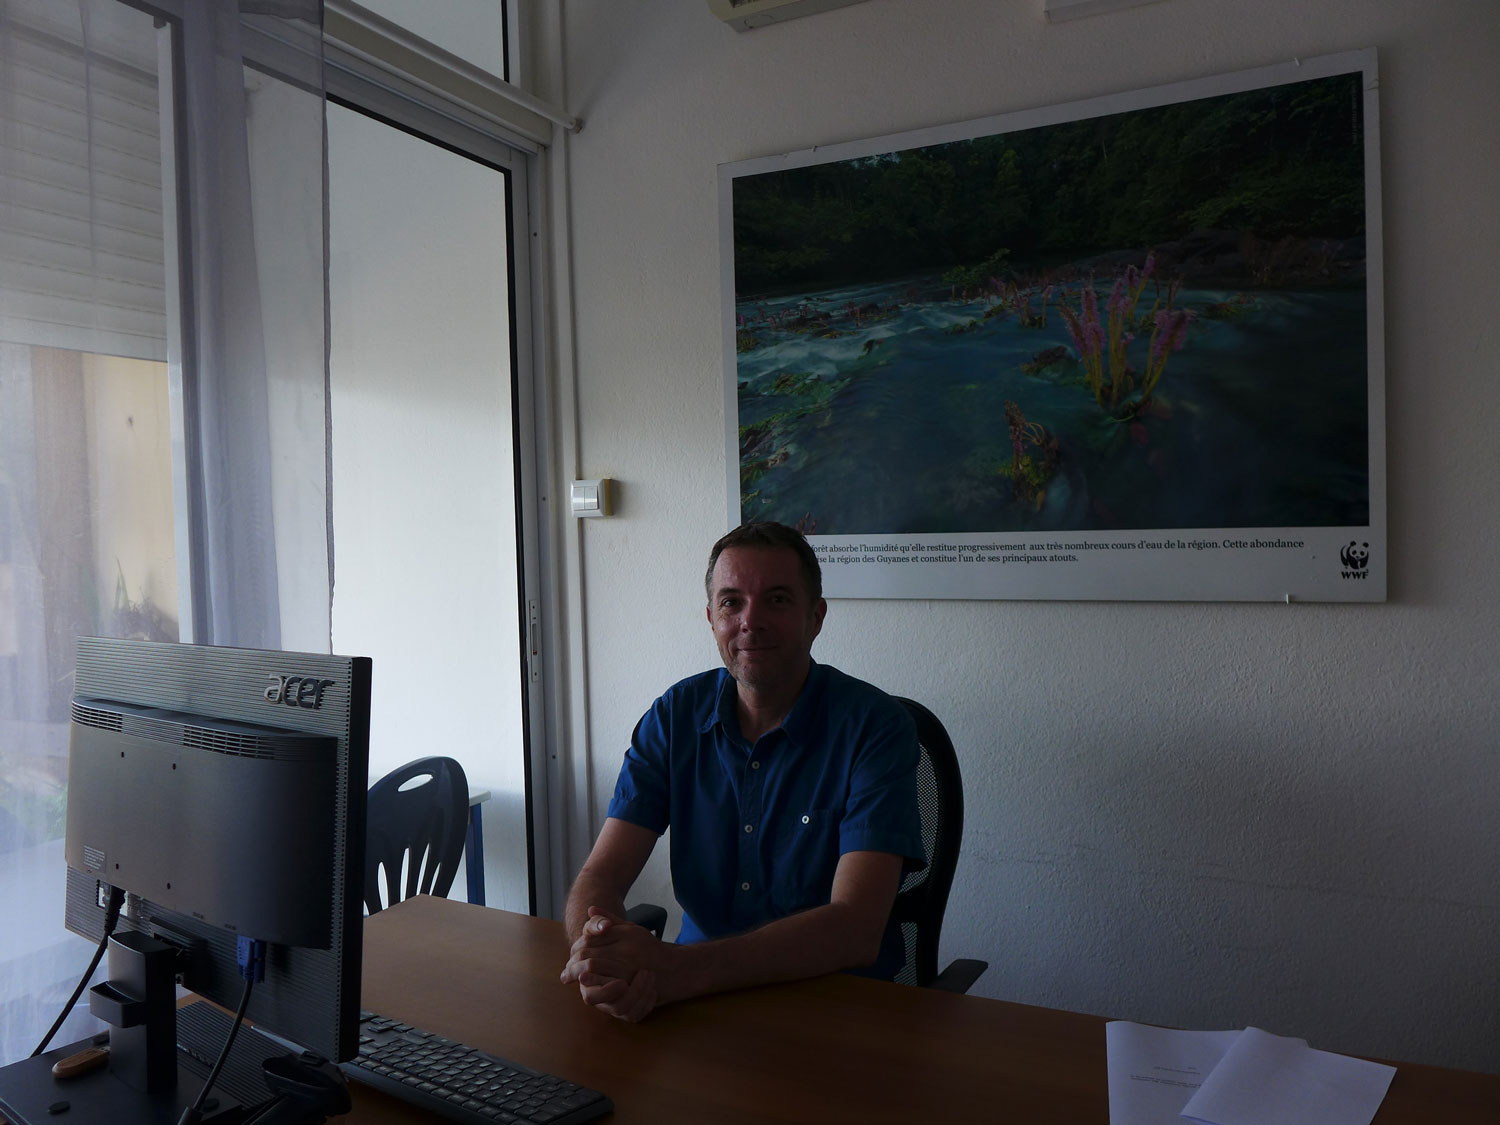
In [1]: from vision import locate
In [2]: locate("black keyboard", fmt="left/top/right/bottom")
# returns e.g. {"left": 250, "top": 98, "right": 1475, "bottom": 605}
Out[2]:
{"left": 342, "top": 1011, "right": 612, "bottom": 1125}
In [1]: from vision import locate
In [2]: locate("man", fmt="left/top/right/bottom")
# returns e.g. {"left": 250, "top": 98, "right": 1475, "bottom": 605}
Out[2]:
{"left": 560, "top": 521, "right": 923, "bottom": 1022}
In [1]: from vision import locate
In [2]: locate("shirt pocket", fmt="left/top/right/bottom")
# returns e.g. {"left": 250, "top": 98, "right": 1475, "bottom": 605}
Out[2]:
{"left": 770, "top": 807, "right": 841, "bottom": 917}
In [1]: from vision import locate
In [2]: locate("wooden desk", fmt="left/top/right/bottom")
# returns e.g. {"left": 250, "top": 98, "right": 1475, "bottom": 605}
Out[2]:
{"left": 354, "top": 896, "right": 1500, "bottom": 1124}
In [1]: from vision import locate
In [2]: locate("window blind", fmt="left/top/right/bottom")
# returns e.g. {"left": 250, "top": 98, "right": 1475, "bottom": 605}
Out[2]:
{"left": 0, "top": 0, "right": 167, "bottom": 361}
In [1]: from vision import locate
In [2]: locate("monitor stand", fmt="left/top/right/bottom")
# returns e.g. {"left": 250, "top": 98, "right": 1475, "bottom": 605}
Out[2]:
{"left": 0, "top": 929, "right": 349, "bottom": 1125}
{"left": 0, "top": 928, "right": 264, "bottom": 1124}
{"left": 0, "top": 1002, "right": 353, "bottom": 1125}
{"left": 0, "top": 927, "right": 263, "bottom": 1124}
{"left": 0, "top": 1035, "right": 253, "bottom": 1125}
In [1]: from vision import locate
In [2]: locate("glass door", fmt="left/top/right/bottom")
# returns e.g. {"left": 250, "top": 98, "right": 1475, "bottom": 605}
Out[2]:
{"left": 327, "top": 102, "right": 529, "bottom": 913}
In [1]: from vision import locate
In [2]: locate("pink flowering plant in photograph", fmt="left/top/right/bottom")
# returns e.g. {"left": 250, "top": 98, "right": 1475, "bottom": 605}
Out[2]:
{"left": 1056, "top": 253, "right": 1193, "bottom": 418}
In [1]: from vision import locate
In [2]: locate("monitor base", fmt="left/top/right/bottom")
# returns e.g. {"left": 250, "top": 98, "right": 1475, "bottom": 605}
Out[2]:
{"left": 0, "top": 1002, "right": 294, "bottom": 1125}
{"left": 0, "top": 1036, "right": 248, "bottom": 1124}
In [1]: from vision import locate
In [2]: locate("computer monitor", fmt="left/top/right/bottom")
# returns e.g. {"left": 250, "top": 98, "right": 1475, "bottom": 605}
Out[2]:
{"left": 0, "top": 637, "right": 371, "bottom": 1124}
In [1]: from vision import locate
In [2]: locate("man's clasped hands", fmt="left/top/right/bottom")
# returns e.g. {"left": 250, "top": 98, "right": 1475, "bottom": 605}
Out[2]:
{"left": 559, "top": 905, "right": 684, "bottom": 1024}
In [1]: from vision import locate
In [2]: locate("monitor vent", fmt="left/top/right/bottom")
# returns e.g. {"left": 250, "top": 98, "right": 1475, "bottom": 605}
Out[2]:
{"left": 180, "top": 724, "right": 290, "bottom": 760}
{"left": 129, "top": 713, "right": 197, "bottom": 747}
{"left": 74, "top": 699, "right": 329, "bottom": 762}
{"left": 71, "top": 701, "right": 123, "bottom": 731}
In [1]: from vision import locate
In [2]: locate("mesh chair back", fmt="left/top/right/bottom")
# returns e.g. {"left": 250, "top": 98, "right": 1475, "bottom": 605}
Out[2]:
{"left": 364, "top": 756, "right": 469, "bottom": 915}
{"left": 889, "top": 698, "right": 964, "bottom": 987}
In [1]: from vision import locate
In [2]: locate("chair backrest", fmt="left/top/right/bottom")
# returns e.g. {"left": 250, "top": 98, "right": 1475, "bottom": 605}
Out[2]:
{"left": 888, "top": 698, "right": 964, "bottom": 988}
{"left": 364, "top": 756, "right": 469, "bottom": 916}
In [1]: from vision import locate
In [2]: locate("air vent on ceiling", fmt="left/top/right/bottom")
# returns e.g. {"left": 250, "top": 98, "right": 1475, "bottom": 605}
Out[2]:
{"left": 707, "top": 0, "right": 874, "bottom": 32}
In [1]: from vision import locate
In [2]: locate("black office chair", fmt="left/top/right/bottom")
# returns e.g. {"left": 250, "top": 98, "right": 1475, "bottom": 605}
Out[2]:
{"left": 364, "top": 756, "right": 470, "bottom": 916}
{"left": 889, "top": 696, "right": 987, "bottom": 992}
{"left": 626, "top": 698, "right": 986, "bottom": 993}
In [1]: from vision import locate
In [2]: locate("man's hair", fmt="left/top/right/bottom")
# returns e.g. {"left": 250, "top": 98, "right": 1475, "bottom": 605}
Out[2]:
{"left": 704, "top": 521, "right": 823, "bottom": 602}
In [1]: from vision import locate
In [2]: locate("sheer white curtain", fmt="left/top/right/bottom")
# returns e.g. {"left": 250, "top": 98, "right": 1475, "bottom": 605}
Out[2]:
{"left": 181, "top": 0, "right": 329, "bottom": 650}
{"left": 0, "top": 0, "right": 329, "bottom": 1063}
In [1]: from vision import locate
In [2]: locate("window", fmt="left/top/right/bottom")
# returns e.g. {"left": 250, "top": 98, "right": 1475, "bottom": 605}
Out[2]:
{"left": 0, "top": 0, "right": 547, "bottom": 1061}
{"left": 0, "top": 0, "right": 176, "bottom": 1059}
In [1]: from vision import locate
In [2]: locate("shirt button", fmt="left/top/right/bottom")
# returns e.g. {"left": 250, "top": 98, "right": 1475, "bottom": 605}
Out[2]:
{"left": 750, "top": 760, "right": 760, "bottom": 770}
{"left": 744, "top": 824, "right": 754, "bottom": 834}
{"left": 741, "top": 882, "right": 750, "bottom": 891}
{"left": 801, "top": 815, "right": 811, "bottom": 824}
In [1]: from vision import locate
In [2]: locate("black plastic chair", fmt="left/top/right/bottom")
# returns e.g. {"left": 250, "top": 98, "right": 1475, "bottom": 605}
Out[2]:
{"left": 364, "top": 756, "right": 470, "bottom": 916}
{"left": 626, "top": 698, "right": 986, "bottom": 992}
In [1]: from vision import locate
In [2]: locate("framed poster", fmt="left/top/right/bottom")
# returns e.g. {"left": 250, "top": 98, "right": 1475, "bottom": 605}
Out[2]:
{"left": 719, "top": 50, "right": 1384, "bottom": 601}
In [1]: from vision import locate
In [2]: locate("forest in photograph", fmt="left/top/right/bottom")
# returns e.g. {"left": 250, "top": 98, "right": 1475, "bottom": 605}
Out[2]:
{"left": 731, "top": 71, "right": 1369, "bottom": 535}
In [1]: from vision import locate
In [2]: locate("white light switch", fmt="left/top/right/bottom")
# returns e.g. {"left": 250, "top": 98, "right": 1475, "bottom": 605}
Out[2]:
{"left": 570, "top": 479, "right": 613, "bottom": 518}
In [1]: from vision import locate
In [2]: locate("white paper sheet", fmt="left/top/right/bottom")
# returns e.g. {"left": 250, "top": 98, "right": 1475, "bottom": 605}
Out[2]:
{"left": 1179, "top": 1025, "right": 1396, "bottom": 1125}
{"left": 1105, "top": 1021, "right": 1246, "bottom": 1125}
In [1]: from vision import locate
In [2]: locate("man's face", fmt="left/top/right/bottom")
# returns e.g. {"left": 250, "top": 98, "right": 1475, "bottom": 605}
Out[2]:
{"left": 707, "top": 546, "right": 826, "bottom": 694}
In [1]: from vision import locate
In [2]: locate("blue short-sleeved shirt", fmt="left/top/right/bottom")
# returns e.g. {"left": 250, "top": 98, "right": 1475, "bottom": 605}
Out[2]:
{"left": 606, "top": 659, "right": 924, "bottom": 979}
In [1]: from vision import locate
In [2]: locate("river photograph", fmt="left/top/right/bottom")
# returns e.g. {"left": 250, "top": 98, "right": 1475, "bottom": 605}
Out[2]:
{"left": 727, "top": 69, "right": 1373, "bottom": 536}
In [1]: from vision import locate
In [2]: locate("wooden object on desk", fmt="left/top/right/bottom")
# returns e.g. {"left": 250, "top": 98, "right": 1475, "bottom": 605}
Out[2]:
{"left": 357, "top": 895, "right": 1500, "bottom": 1125}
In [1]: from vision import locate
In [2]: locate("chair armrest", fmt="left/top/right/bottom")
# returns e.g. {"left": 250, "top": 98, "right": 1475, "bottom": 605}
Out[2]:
{"left": 625, "top": 903, "right": 668, "bottom": 939}
{"left": 929, "top": 958, "right": 988, "bottom": 994}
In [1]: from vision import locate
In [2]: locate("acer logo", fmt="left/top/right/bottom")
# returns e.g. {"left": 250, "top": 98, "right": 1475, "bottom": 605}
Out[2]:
{"left": 265, "top": 674, "right": 336, "bottom": 709}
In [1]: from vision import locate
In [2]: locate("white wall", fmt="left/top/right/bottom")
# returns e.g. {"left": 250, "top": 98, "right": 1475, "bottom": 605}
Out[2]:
{"left": 538, "top": 0, "right": 1500, "bottom": 1073}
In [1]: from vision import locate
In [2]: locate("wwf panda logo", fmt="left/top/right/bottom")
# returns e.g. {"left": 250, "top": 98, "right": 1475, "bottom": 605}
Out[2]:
{"left": 1340, "top": 541, "right": 1370, "bottom": 570}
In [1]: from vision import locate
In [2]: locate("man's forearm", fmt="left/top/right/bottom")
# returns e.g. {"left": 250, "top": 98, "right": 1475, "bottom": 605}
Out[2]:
{"left": 564, "top": 817, "right": 660, "bottom": 943}
{"left": 663, "top": 900, "right": 883, "bottom": 1005}
{"left": 564, "top": 850, "right": 902, "bottom": 1022}
{"left": 563, "top": 867, "right": 630, "bottom": 943}
{"left": 649, "top": 848, "right": 902, "bottom": 1007}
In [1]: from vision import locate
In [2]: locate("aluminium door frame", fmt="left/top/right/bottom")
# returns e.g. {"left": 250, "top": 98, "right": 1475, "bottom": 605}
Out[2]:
{"left": 318, "top": 22, "right": 555, "bottom": 921}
